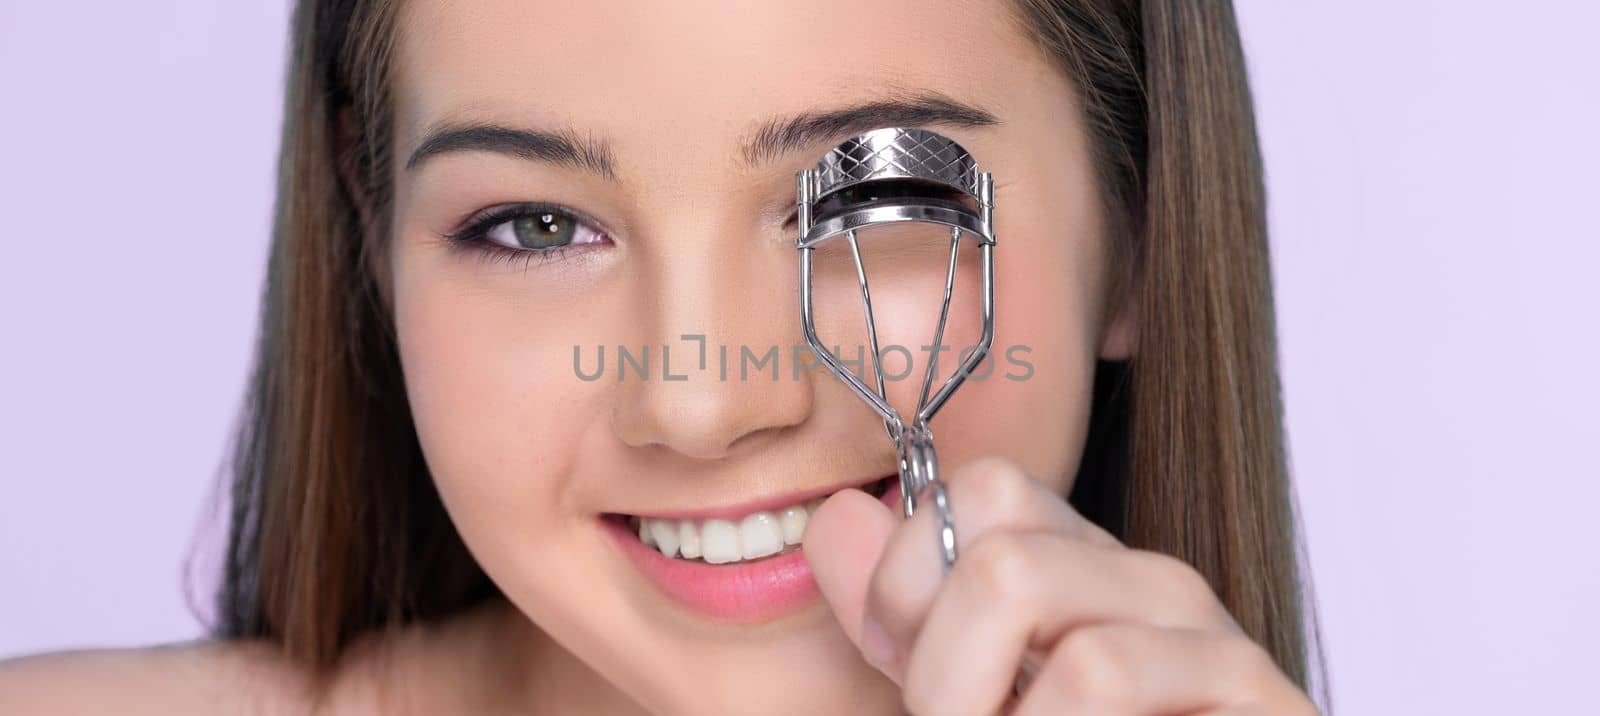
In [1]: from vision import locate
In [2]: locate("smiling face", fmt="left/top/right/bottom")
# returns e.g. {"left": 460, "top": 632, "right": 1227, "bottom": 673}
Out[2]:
{"left": 385, "top": 0, "right": 1122, "bottom": 711}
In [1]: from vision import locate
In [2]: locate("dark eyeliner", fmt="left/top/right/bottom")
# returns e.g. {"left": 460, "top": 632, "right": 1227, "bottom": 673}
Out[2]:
{"left": 443, "top": 202, "right": 610, "bottom": 270}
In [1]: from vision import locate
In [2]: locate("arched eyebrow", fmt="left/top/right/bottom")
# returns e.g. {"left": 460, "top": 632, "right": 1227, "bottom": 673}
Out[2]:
{"left": 403, "top": 91, "right": 998, "bottom": 178}
{"left": 404, "top": 124, "right": 618, "bottom": 179}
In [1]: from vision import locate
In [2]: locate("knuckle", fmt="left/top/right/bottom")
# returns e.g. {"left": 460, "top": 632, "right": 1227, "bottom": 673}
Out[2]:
{"left": 1222, "top": 636, "right": 1292, "bottom": 694}
{"left": 952, "top": 457, "right": 1035, "bottom": 520}
{"left": 1134, "top": 550, "right": 1216, "bottom": 608}
{"left": 1230, "top": 637, "right": 1278, "bottom": 676}
{"left": 958, "top": 531, "right": 1037, "bottom": 600}
{"left": 1049, "top": 627, "right": 1137, "bottom": 708}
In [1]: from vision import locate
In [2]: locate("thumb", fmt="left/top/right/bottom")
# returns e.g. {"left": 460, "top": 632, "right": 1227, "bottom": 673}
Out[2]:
{"left": 802, "top": 487, "right": 900, "bottom": 676}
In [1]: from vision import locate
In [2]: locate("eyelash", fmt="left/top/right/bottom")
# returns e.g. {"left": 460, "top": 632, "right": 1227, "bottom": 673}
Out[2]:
{"left": 443, "top": 202, "right": 613, "bottom": 270}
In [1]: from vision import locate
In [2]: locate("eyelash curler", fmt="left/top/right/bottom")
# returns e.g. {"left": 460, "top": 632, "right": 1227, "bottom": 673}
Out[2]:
{"left": 794, "top": 127, "right": 996, "bottom": 576}
{"left": 795, "top": 128, "right": 1043, "bottom": 696}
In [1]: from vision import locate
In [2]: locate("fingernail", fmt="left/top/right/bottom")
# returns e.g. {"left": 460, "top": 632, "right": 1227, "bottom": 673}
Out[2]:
{"left": 861, "top": 617, "right": 897, "bottom": 670}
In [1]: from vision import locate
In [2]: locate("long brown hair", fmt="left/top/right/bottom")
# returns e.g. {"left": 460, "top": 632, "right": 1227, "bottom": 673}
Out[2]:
{"left": 215, "top": 0, "right": 1325, "bottom": 703}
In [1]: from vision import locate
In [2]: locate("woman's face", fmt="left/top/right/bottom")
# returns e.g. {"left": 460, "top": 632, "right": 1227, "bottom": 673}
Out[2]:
{"left": 387, "top": 0, "right": 1124, "bottom": 711}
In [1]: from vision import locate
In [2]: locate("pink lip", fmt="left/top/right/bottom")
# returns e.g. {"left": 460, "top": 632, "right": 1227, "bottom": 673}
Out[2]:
{"left": 600, "top": 477, "right": 905, "bottom": 622}
{"left": 616, "top": 475, "right": 889, "bottom": 522}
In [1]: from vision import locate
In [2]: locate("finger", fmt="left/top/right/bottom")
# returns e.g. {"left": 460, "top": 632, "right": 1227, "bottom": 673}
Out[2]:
{"left": 902, "top": 532, "right": 1238, "bottom": 715}
{"left": 1009, "top": 623, "right": 1284, "bottom": 716}
{"left": 801, "top": 486, "right": 899, "bottom": 669}
{"left": 866, "top": 457, "right": 1121, "bottom": 664}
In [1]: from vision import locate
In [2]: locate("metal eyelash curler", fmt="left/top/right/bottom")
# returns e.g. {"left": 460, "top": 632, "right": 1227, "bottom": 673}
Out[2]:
{"left": 795, "top": 129, "right": 1042, "bottom": 696}
{"left": 795, "top": 127, "right": 996, "bottom": 576}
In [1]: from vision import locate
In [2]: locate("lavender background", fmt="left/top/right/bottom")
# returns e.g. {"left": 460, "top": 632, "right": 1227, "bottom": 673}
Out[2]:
{"left": 2, "top": 1, "right": 1595, "bottom": 712}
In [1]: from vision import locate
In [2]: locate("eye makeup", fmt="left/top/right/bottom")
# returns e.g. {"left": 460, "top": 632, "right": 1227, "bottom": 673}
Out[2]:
{"left": 442, "top": 201, "right": 614, "bottom": 270}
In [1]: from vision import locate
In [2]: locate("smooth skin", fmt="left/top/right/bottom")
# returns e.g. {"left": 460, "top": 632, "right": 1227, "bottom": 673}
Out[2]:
{"left": 0, "top": 1, "right": 1314, "bottom": 713}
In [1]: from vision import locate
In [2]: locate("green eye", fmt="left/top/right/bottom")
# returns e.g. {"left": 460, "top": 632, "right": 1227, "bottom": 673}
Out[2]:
{"left": 511, "top": 211, "right": 577, "bottom": 249}
{"left": 473, "top": 205, "right": 608, "bottom": 253}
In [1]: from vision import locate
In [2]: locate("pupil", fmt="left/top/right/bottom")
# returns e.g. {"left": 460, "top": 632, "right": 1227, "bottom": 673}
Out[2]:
{"left": 512, "top": 212, "right": 575, "bottom": 249}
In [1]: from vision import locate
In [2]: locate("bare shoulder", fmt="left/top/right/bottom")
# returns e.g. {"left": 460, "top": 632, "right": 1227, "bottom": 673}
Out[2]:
{"left": 0, "top": 601, "right": 520, "bottom": 715}
{"left": 0, "top": 638, "right": 312, "bottom": 715}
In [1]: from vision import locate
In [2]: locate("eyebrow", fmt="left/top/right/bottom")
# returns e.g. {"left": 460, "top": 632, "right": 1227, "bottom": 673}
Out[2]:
{"left": 403, "top": 91, "right": 999, "bottom": 178}
{"left": 404, "top": 124, "right": 618, "bottom": 179}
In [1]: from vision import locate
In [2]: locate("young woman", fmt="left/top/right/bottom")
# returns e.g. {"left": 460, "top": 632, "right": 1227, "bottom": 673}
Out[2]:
{"left": 1, "top": 0, "right": 1323, "bottom": 713}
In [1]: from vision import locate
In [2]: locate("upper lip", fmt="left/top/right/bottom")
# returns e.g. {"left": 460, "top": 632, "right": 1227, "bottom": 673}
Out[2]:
{"left": 613, "top": 475, "right": 889, "bottom": 522}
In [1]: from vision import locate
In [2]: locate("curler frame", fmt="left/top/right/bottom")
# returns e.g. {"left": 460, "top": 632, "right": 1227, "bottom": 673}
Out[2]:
{"left": 793, "top": 127, "right": 996, "bottom": 524}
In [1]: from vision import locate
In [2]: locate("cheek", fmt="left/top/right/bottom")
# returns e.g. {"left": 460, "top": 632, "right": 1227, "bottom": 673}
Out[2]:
{"left": 929, "top": 192, "right": 1106, "bottom": 496}
{"left": 389, "top": 248, "right": 597, "bottom": 567}
{"left": 389, "top": 247, "right": 672, "bottom": 700}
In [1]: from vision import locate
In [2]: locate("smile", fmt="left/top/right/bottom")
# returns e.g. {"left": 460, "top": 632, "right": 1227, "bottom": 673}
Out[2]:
{"left": 598, "top": 475, "right": 898, "bottom": 623}
{"left": 601, "top": 476, "right": 896, "bottom": 565}
{"left": 614, "top": 476, "right": 893, "bottom": 565}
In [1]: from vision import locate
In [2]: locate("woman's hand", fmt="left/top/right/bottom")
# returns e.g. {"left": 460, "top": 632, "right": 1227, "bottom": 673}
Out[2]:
{"left": 803, "top": 457, "right": 1317, "bottom": 715}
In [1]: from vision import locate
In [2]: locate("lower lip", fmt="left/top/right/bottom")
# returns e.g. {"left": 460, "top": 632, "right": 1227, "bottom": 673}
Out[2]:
{"left": 600, "top": 478, "right": 904, "bottom": 623}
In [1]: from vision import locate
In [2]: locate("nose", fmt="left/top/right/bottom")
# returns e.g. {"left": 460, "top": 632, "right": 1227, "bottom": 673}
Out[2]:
{"left": 610, "top": 220, "right": 814, "bottom": 461}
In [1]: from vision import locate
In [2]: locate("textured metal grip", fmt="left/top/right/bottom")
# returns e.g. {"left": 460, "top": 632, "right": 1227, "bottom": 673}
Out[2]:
{"left": 813, "top": 127, "right": 982, "bottom": 200}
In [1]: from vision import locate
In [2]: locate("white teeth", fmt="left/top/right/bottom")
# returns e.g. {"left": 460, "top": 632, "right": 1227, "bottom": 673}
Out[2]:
{"left": 630, "top": 484, "right": 879, "bottom": 564}
{"left": 649, "top": 520, "right": 680, "bottom": 558}
{"left": 739, "top": 512, "right": 784, "bottom": 559}
{"left": 700, "top": 519, "right": 742, "bottom": 564}
{"left": 676, "top": 519, "right": 701, "bottom": 559}
{"left": 779, "top": 506, "right": 808, "bottom": 545}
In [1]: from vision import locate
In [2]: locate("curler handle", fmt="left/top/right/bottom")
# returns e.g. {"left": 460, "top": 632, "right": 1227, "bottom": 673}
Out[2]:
{"left": 898, "top": 426, "right": 1043, "bottom": 702}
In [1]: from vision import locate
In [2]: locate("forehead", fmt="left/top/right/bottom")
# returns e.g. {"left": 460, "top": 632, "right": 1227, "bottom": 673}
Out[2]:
{"left": 391, "top": 0, "right": 1044, "bottom": 176}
